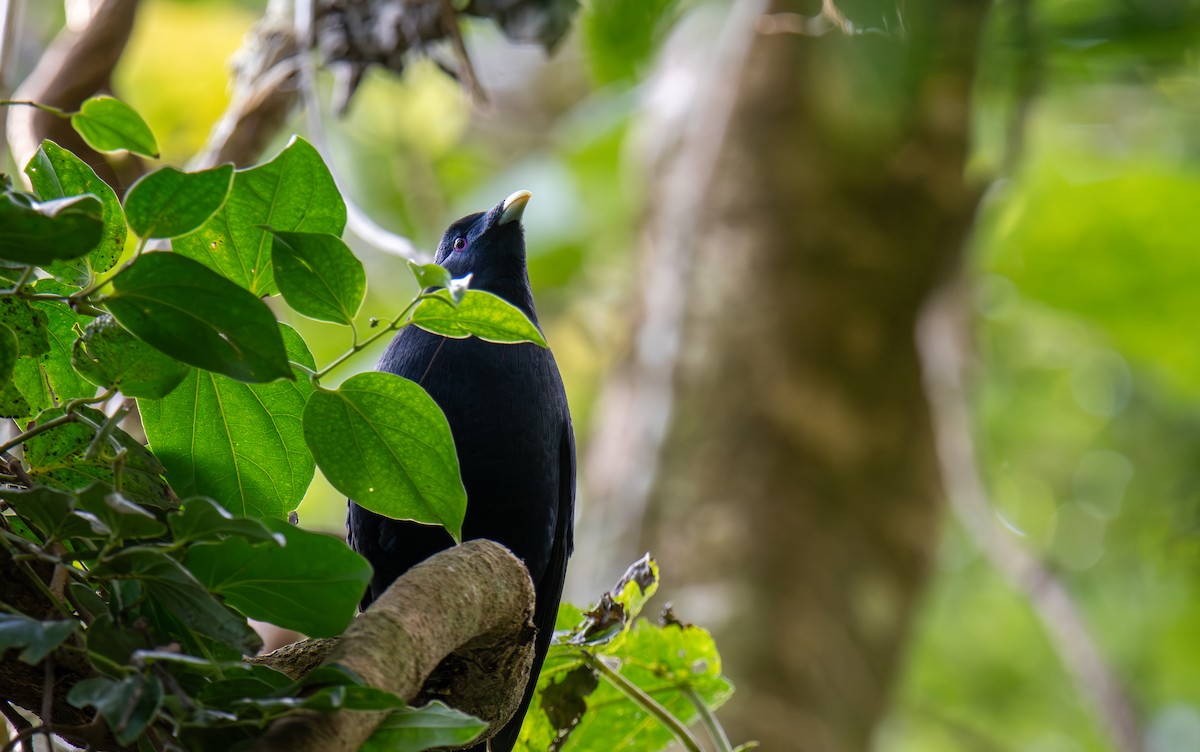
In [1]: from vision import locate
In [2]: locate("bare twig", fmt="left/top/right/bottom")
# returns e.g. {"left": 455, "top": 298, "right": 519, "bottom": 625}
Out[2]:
{"left": 917, "top": 282, "right": 1143, "bottom": 752}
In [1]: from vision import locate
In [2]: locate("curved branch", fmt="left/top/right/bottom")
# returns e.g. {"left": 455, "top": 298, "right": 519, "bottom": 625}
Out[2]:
{"left": 253, "top": 539, "right": 536, "bottom": 752}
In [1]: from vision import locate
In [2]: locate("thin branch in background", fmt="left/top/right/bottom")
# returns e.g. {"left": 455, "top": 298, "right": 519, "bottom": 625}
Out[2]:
{"left": 0, "top": 0, "right": 24, "bottom": 96}
{"left": 437, "top": 0, "right": 486, "bottom": 105}
{"left": 917, "top": 282, "right": 1144, "bottom": 752}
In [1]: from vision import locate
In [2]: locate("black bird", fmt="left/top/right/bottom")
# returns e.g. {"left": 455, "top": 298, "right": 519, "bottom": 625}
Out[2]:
{"left": 347, "top": 190, "right": 575, "bottom": 752}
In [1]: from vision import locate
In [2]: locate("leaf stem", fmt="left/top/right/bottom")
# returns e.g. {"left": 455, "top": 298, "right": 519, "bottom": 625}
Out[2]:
{"left": 0, "top": 99, "right": 71, "bottom": 118}
{"left": 682, "top": 684, "right": 734, "bottom": 752}
{"left": 71, "top": 236, "right": 147, "bottom": 302}
{"left": 579, "top": 650, "right": 704, "bottom": 752}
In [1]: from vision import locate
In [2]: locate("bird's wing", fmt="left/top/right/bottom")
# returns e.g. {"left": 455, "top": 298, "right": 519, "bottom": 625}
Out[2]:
{"left": 485, "top": 418, "right": 575, "bottom": 752}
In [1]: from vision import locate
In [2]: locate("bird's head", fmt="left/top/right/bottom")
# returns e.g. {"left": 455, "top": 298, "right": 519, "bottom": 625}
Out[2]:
{"left": 434, "top": 190, "right": 532, "bottom": 284}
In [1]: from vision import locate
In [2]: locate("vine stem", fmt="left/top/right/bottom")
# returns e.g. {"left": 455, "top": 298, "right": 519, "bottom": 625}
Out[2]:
{"left": 579, "top": 650, "right": 704, "bottom": 752}
{"left": 682, "top": 684, "right": 734, "bottom": 752}
{"left": 0, "top": 388, "right": 115, "bottom": 456}
{"left": 312, "top": 292, "right": 443, "bottom": 380}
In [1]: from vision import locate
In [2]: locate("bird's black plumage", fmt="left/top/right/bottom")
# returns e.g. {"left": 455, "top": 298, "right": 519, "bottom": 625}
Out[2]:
{"left": 347, "top": 191, "right": 574, "bottom": 752}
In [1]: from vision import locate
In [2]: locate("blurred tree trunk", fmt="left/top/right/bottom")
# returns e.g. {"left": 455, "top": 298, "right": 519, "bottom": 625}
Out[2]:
{"left": 586, "top": 1, "right": 988, "bottom": 749}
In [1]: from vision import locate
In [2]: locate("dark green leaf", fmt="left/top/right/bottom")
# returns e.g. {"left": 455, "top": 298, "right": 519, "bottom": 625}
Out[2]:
{"left": 169, "top": 497, "right": 284, "bottom": 545}
{"left": 90, "top": 547, "right": 261, "bottom": 654}
{"left": 174, "top": 136, "right": 346, "bottom": 297}
{"left": 69, "top": 96, "right": 159, "bottom": 158}
{"left": 0, "top": 613, "right": 78, "bottom": 664}
{"left": 139, "top": 324, "right": 314, "bottom": 518}
{"left": 75, "top": 482, "right": 167, "bottom": 540}
{"left": 0, "top": 486, "right": 110, "bottom": 542}
{"left": 0, "top": 297, "right": 49, "bottom": 356}
{"left": 123, "top": 164, "right": 233, "bottom": 240}
{"left": 303, "top": 372, "right": 466, "bottom": 540}
{"left": 72, "top": 314, "right": 189, "bottom": 398}
{"left": 236, "top": 684, "right": 407, "bottom": 715}
{"left": 408, "top": 261, "right": 452, "bottom": 291}
{"left": 86, "top": 613, "right": 154, "bottom": 674}
{"left": 362, "top": 701, "right": 489, "bottom": 752}
{"left": 25, "top": 139, "right": 126, "bottom": 283}
{"left": 268, "top": 230, "right": 365, "bottom": 325}
{"left": 185, "top": 518, "right": 370, "bottom": 637}
{"left": 67, "top": 673, "right": 164, "bottom": 746}
{"left": 104, "top": 252, "right": 291, "bottom": 383}
{"left": 196, "top": 666, "right": 292, "bottom": 709}
{"left": 0, "top": 189, "right": 103, "bottom": 266}
{"left": 23, "top": 405, "right": 173, "bottom": 507}
{"left": 411, "top": 290, "right": 548, "bottom": 346}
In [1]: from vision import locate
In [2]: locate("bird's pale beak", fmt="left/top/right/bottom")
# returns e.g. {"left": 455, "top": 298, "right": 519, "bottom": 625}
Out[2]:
{"left": 499, "top": 190, "right": 532, "bottom": 225}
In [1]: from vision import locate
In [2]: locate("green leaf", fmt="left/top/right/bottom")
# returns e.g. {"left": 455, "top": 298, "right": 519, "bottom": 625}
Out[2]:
{"left": 0, "top": 189, "right": 103, "bottom": 266}
{"left": 9, "top": 357, "right": 50, "bottom": 420}
{"left": 67, "top": 673, "right": 164, "bottom": 746}
{"left": 25, "top": 139, "right": 126, "bottom": 283}
{"left": 0, "top": 613, "right": 78, "bottom": 664}
{"left": 411, "top": 290, "right": 548, "bottom": 346}
{"left": 0, "top": 297, "right": 49, "bottom": 356}
{"left": 104, "top": 252, "right": 292, "bottom": 383}
{"left": 174, "top": 136, "right": 347, "bottom": 297}
{"left": 123, "top": 164, "right": 233, "bottom": 240}
{"left": 74, "top": 482, "right": 167, "bottom": 540}
{"left": 139, "top": 324, "right": 315, "bottom": 518}
{"left": 69, "top": 96, "right": 159, "bottom": 158}
{"left": 303, "top": 372, "right": 467, "bottom": 540}
{"left": 169, "top": 497, "right": 284, "bottom": 546}
{"left": 24, "top": 405, "right": 173, "bottom": 507}
{"left": 408, "top": 261, "right": 452, "bottom": 291}
{"left": 72, "top": 314, "right": 189, "bottom": 398}
{"left": 27, "top": 280, "right": 93, "bottom": 404}
{"left": 184, "top": 518, "right": 371, "bottom": 637}
{"left": 236, "top": 684, "right": 407, "bottom": 715}
{"left": 268, "top": 230, "right": 366, "bottom": 325}
{"left": 363, "top": 702, "right": 489, "bottom": 752}
{"left": 525, "top": 621, "right": 734, "bottom": 752}
{"left": 87, "top": 613, "right": 154, "bottom": 674}
{"left": 0, "top": 486, "right": 110, "bottom": 542}
{"left": 0, "top": 324, "right": 29, "bottom": 418}
{"left": 90, "top": 547, "right": 261, "bottom": 655}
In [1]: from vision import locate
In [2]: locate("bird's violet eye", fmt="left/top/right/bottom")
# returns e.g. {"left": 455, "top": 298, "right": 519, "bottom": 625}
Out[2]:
{"left": 453, "top": 236, "right": 467, "bottom": 252}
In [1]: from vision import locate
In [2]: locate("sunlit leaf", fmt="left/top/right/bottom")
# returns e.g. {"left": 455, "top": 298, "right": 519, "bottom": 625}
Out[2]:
{"left": 303, "top": 372, "right": 466, "bottom": 540}
{"left": 139, "top": 325, "right": 315, "bottom": 519}
{"left": 410, "top": 290, "right": 547, "bottom": 346}
{"left": 25, "top": 140, "right": 126, "bottom": 284}
{"left": 70, "top": 96, "right": 159, "bottom": 158}
{"left": 123, "top": 164, "right": 233, "bottom": 240}
{"left": 174, "top": 136, "right": 346, "bottom": 297}
{"left": 268, "top": 230, "right": 365, "bottom": 325}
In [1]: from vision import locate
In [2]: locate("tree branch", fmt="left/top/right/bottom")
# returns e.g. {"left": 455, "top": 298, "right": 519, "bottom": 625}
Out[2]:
{"left": 253, "top": 539, "right": 536, "bottom": 752}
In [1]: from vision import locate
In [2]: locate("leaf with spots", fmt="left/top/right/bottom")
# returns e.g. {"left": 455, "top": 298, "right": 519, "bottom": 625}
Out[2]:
{"left": 139, "top": 325, "right": 315, "bottom": 520}
{"left": 174, "top": 137, "right": 346, "bottom": 297}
